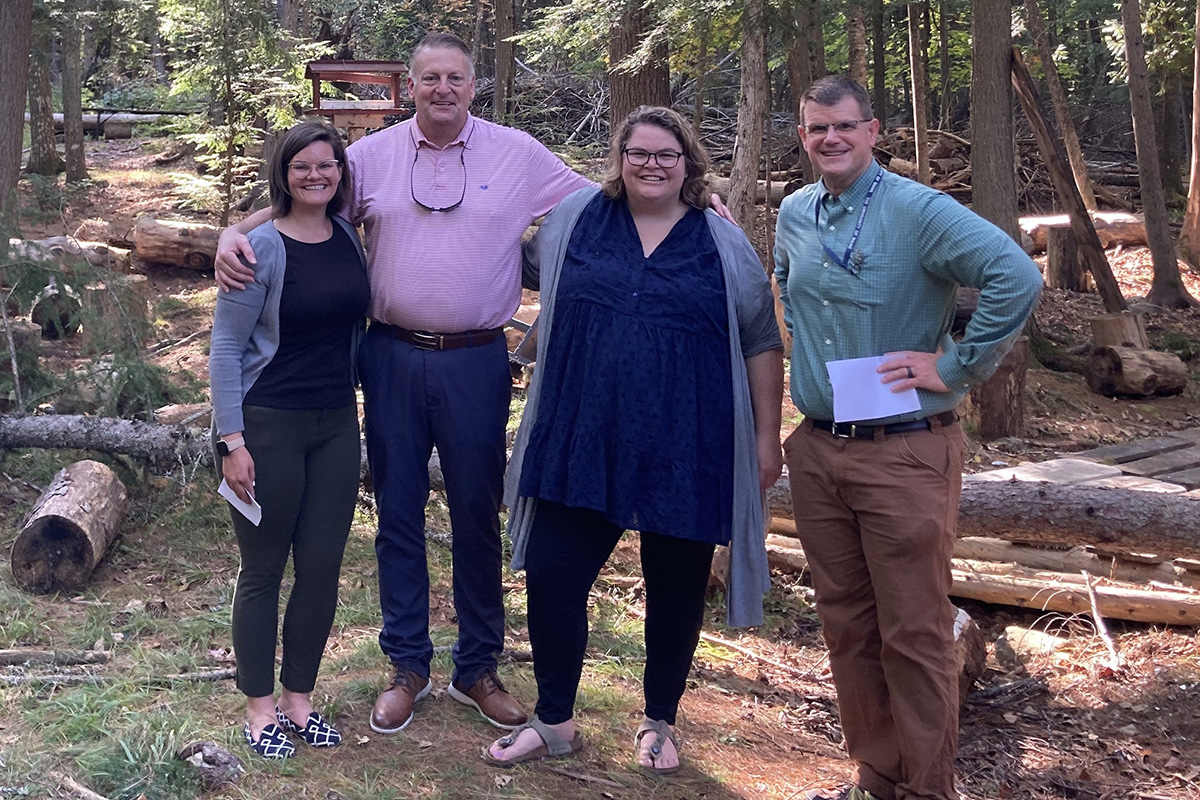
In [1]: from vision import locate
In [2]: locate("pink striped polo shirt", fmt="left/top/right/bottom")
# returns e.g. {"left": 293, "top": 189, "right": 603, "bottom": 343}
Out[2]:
{"left": 345, "top": 115, "right": 594, "bottom": 332}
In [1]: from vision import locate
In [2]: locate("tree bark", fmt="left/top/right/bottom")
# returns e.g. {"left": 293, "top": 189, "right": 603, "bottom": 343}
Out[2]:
{"left": 11, "top": 460, "right": 128, "bottom": 594}
{"left": 0, "top": 1, "right": 33, "bottom": 217}
{"left": 692, "top": 17, "right": 710, "bottom": 135}
{"left": 1177, "top": 0, "right": 1200, "bottom": 272}
{"left": 970, "top": 0, "right": 1018, "bottom": 240}
{"left": 786, "top": 12, "right": 815, "bottom": 182}
{"left": 494, "top": 0, "right": 515, "bottom": 124}
{"left": 808, "top": 0, "right": 826, "bottom": 80}
{"left": 608, "top": 3, "right": 670, "bottom": 128}
{"left": 938, "top": 0, "right": 951, "bottom": 129}
{"left": 133, "top": 216, "right": 220, "bottom": 270}
{"left": 1045, "top": 227, "right": 1087, "bottom": 291}
{"left": 1011, "top": 48, "right": 1127, "bottom": 312}
{"left": 908, "top": 2, "right": 930, "bottom": 185}
{"left": 1120, "top": 0, "right": 1197, "bottom": 308}
{"left": 1085, "top": 345, "right": 1188, "bottom": 397}
{"left": 729, "top": 0, "right": 766, "bottom": 233}
{"left": 848, "top": 2, "right": 868, "bottom": 86}
{"left": 872, "top": 0, "right": 887, "bottom": 124}
{"left": 1023, "top": 0, "right": 1096, "bottom": 211}
{"left": 26, "top": 4, "right": 61, "bottom": 177}
{"left": 0, "top": 414, "right": 211, "bottom": 467}
{"left": 962, "top": 335, "right": 1028, "bottom": 440}
{"left": 62, "top": 0, "right": 88, "bottom": 183}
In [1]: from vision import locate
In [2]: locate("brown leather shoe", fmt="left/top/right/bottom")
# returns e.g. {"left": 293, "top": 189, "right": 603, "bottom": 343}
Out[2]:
{"left": 447, "top": 670, "right": 528, "bottom": 730}
{"left": 370, "top": 666, "right": 432, "bottom": 734}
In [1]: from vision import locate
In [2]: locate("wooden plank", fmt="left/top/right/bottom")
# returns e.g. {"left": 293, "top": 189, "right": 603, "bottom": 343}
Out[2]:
{"left": 1167, "top": 428, "right": 1200, "bottom": 443}
{"left": 1073, "top": 435, "right": 1194, "bottom": 464}
{"left": 1157, "top": 467, "right": 1200, "bottom": 490}
{"left": 1121, "top": 446, "right": 1200, "bottom": 477}
{"left": 965, "top": 458, "right": 1122, "bottom": 485}
{"left": 1077, "top": 474, "right": 1188, "bottom": 493}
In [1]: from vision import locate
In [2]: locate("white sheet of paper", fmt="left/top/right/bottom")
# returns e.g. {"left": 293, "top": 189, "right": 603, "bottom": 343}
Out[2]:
{"left": 825, "top": 356, "right": 922, "bottom": 423}
{"left": 218, "top": 478, "right": 262, "bottom": 526}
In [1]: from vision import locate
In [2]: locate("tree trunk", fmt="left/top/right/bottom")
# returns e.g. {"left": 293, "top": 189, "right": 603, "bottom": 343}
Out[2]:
{"left": 970, "top": 0, "right": 1018, "bottom": 240}
{"left": 729, "top": 0, "right": 766, "bottom": 233}
{"left": 808, "top": 0, "right": 826, "bottom": 79}
{"left": 848, "top": 2, "right": 868, "bottom": 86}
{"left": 133, "top": 216, "right": 220, "bottom": 270}
{"left": 939, "top": 0, "right": 951, "bottom": 129}
{"left": 692, "top": 17, "right": 710, "bottom": 135}
{"left": 62, "top": 0, "right": 88, "bottom": 183}
{"left": 1086, "top": 345, "right": 1188, "bottom": 397}
{"left": 1045, "top": 227, "right": 1087, "bottom": 290}
{"left": 1011, "top": 48, "right": 1127, "bottom": 312}
{"left": 872, "top": 0, "right": 887, "bottom": 124}
{"left": 0, "top": 1, "right": 32, "bottom": 217}
{"left": 1120, "top": 0, "right": 1197, "bottom": 308}
{"left": 787, "top": 12, "right": 815, "bottom": 181}
{"left": 608, "top": 3, "right": 670, "bottom": 128}
{"left": 10, "top": 460, "right": 128, "bottom": 594}
{"left": 1157, "top": 70, "right": 1185, "bottom": 200}
{"left": 962, "top": 335, "right": 1028, "bottom": 440}
{"left": 908, "top": 2, "right": 930, "bottom": 184}
{"left": 494, "top": 0, "right": 515, "bottom": 124}
{"left": 1024, "top": 0, "right": 1096, "bottom": 211}
{"left": 26, "top": 5, "right": 61, "bottom": 177}
{"left": 1177, "top": 0, "right": 1200, "bottom": 272}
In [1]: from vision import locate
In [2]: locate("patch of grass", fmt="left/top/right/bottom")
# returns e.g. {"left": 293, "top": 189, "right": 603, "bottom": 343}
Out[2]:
{"left": 1158, "top": 330, "right": 1200, "bottom": 361}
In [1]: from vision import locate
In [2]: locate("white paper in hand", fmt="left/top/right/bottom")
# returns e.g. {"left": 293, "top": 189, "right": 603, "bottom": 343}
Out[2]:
{"left": 825, "top": 355, "right": 922, "bottom": 423}
{"left": 218, "top": 478, "right": 262, "bottom": 526}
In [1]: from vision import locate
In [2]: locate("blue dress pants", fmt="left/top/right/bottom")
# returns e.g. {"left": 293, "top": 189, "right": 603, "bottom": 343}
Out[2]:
{"left": 360, "top": 324, "right": 510, "bottom": 686}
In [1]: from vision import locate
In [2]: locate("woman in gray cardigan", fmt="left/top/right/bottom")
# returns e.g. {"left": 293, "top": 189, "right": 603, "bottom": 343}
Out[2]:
{"left": 486, "top": 107, "right": 783, "bottom": 775}
{"left": 209, "top": 122, "right": 369, "bottom": 759}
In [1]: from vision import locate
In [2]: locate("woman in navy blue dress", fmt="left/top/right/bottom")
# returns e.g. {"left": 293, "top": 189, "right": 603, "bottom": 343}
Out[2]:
{"left": 485, "top": 107, "right": 784, "bottom": 774}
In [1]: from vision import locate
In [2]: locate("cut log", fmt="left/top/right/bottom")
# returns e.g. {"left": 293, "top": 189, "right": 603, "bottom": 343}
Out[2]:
{"left": 954, "top": 536, "right": 1200, "bottom": 589}
{"left": 8, "top": 236, "right": 132, "bottom": 273}
{"left": 1020, "top": 212, "right": 1147, "bottom": 253}
{"left": 31, "top": 282, "right": 82, "bottom": 339}
{"left": 1086, "top": 345, "right": 1187, "bottom": 397}
{"left": 10, "top": 460, "right": 128, "bottom": 594}
{"left": 887, "top": 156, "right": 919, "bottom": 179}
{"left": 0, "top": 413, "right": 211, "bottom": 467}
{"left": 710, "top": 175, "right": 789, "bottom": 208}
{"left": 81, "top": 274, "right": 152, "bottom": 354}
{"left": 1045, "top": 227, "right": 1089, "bottom": 291}
{"left": 1088, "top": 311, "right": 1150, "bottom": 349}
{"left": 133, "top": 217, "right": 220, "bottom": 270}
{"left": 961, "top": 336, "right": 1029, "bottom": 440}
{"left": 768, "top": 477, "right": 1200, "bottom": 560}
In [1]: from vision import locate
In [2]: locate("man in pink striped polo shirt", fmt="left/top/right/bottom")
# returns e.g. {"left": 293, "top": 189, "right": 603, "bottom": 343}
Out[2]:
{"left": 215, "top": 32, "right": 592, "bottom": 736}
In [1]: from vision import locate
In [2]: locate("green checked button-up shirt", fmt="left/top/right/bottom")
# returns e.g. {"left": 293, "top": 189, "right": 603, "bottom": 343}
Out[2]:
{"left": 773, "top": 160, "right": 1043, "bottom": 425}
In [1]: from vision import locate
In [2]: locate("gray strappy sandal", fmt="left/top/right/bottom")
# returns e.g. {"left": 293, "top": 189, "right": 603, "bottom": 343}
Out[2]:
{"left": 482, "top": 716, "right": 583, "bottom": 768}
{"left": 634, "top": 717, "right": 681, "bottom": 776}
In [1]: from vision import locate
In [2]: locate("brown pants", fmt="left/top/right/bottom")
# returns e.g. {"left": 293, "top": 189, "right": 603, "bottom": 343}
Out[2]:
{"left": 784, "top": 418, "right": 966, "bottom": 800}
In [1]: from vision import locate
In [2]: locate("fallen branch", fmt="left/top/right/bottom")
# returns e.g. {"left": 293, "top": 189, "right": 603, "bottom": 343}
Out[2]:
{"left": 0, "top": 649, "right": 109, "bottom": 666}
{"left": 0, "top": 667, "right": 235, "bottom": 687}
{"left": 48, "top": 773, "right": 112, "bottom": 800}
{"left": 1084, "top": 572, "right": 1125, "bottom": 672}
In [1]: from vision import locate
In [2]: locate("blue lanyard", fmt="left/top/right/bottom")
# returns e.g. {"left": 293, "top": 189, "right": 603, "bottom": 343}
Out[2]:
{"left": 815, "top": 169, "right": 882, "bottom": 276}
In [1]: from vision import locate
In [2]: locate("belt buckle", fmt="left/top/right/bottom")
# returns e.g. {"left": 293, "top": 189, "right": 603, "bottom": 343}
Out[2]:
{"left": 830, "top": 422, "right": 856, "bottom": 439}
{"left": 411, "top": 331, "right": 442, "bottom": 351}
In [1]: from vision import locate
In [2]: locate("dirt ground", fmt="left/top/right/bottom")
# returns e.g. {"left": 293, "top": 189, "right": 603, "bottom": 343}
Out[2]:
{"left": 4, "top": 137, "right": 1200, "bottom": 800}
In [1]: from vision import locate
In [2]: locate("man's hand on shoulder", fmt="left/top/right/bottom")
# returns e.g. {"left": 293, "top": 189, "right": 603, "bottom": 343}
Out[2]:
{"left": 710, "top": 193, "right": 737, "bottom": 224}
{"left": 879, "top": 351, "right": 951, "bottom": 393}
{"left": 215, "top": 227, "right": 258, "bottom": 292}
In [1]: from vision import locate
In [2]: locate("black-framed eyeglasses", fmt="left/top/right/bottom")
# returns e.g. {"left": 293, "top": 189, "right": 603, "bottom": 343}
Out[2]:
{"left": 803, "top": 119, "right": 873, "bottom": 137}
{"left": 622, "top": 148, "right": 683, "bottom": 168}
{"left": 410, "top": 128, "right": 468, "bottom": 213}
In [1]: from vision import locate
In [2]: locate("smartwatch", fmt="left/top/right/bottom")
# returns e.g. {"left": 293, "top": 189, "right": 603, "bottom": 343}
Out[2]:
{"left": 216, "top": 437, "right": 245, "bottom": 457}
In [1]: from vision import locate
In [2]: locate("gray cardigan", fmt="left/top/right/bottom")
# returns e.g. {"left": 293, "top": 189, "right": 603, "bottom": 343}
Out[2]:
{"left": 209, "top": 217, "right": 368, "bottom": 437}
{"left": 504, "top": 187, "right": 781, "bottom": 628}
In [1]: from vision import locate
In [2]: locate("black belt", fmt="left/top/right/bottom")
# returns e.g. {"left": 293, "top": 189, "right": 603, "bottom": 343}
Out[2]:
{"left": 378, "top": 324, "right": 504, "bottom": 352}
{"left": 810, "top": 410, "right": 958, "bottom": 439}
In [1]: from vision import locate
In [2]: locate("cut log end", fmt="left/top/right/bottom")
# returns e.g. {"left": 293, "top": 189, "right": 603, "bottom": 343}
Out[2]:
{"left": 10, "top": 516, "right": 96, "bottom": 593}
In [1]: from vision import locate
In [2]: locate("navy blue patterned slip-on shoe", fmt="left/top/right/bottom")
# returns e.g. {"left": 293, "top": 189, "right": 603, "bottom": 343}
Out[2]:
{"left": 243, "top": 722, "right": 296, "bottom": 759}
{"left": 276, "top": 708, "right": 342, "bottom": 747}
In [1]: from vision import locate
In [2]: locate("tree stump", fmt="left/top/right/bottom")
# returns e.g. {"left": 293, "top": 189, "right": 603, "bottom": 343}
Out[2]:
{"left": 1089, "top": 311, "right": 1150, "bottom": 349}
{"left": 1086, "top": 345, "right": 1187, "bottom": 397}
{"left": 1045, "top": 226, "right": 1089, "bottom": 291}
{"left": 954, "top": 608, "right": 987, "bottom": 707}
{"left": 962, "top": 336, "right": 1029, "bottom": 440}
{"left": 133, "top": 217, "right": 220, "bottom": 270}
{"left": 10, "top": 460, "right": 128, "bottom": 594}
{"left": 81, "top": 274, "right": 152, "bottom": 354}
{"left": 30, "top": 282, "right": 82, "bottom": 339}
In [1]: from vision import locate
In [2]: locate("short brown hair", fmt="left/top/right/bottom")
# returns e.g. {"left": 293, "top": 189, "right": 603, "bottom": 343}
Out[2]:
{"left": 411, "top": 31, "right": 475, "bottom": 78}
{"left": 268, "top": 121, "right": 351, "bottom": 218}
{"left": 600, "top": 106, "right": 711, "bottom": 209}
{"left": 799, "top": 75, "right": 873, "bottom": 126}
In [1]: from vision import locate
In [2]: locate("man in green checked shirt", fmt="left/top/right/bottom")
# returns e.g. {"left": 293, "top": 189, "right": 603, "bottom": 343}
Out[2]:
{"left": 774, "top": 76, "right": 1042, "bottom": 800}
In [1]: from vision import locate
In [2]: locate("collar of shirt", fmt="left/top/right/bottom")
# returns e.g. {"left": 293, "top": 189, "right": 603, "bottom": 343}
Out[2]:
{"left": 819, "top": 159, "right": 883, "bottom": 211}
{"left": 412, "top": 115, "right": 476, "bottom": 150}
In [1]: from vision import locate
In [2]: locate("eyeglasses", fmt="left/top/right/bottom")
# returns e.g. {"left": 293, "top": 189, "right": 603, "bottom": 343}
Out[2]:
{"left": 622, "top": 148, "right": 683, "bottom": 168}
{"left": 803, "top": 120, "right": 873, "bottom": 137}
{"left": 410, "top": 129, "right": 469, "bottom": 213}
{"left": 287, "top": 159, "right": 341, "bottom": 176}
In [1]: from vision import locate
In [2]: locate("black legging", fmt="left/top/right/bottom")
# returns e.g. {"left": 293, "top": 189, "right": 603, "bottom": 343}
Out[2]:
{"left": 227, "top": 404, "right": 361, "bottom": 698}
{"left": 524, "top": 500, "right": 716, "bottom": 725}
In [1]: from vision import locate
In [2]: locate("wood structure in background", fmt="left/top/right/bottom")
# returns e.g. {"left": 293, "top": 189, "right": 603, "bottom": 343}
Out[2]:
{"left": 1010, "top": 47, "right": 1126, "bottom": 313}
{"left": 10, "top": 460, "right": 128, "bottom": 594}
{"left": 1086, "top": 345, "right": 1188, "bottom": 397}
{"left": 1089, "top": 311, "right": 1150, "bottom": 349}
{"left": 133, "top": 216, "right": 219, "bottom": 270}
{"left": 304, "top": 60, "right": 409, "bottom": 143}
{"left": 963, "top": 336, "right": 1029, "bottom": 440}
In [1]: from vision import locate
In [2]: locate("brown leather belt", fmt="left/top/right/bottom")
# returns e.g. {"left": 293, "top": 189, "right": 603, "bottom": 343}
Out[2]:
{"left": 381, "top": 324, "right": 505, "bottom": 352}
{"left": 809, "top": 410, "right": 959, "bottom": 440}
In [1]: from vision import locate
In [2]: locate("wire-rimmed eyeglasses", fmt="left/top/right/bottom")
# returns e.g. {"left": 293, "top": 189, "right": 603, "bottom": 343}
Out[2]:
{"left": 622, "top": 148, "right": 683, "bottom": 168}
{"left": 802, "top": 119, "right": 873, "bottom": 137}
{"left": 288, "top": 159, "right": 341, "bottom": 176}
